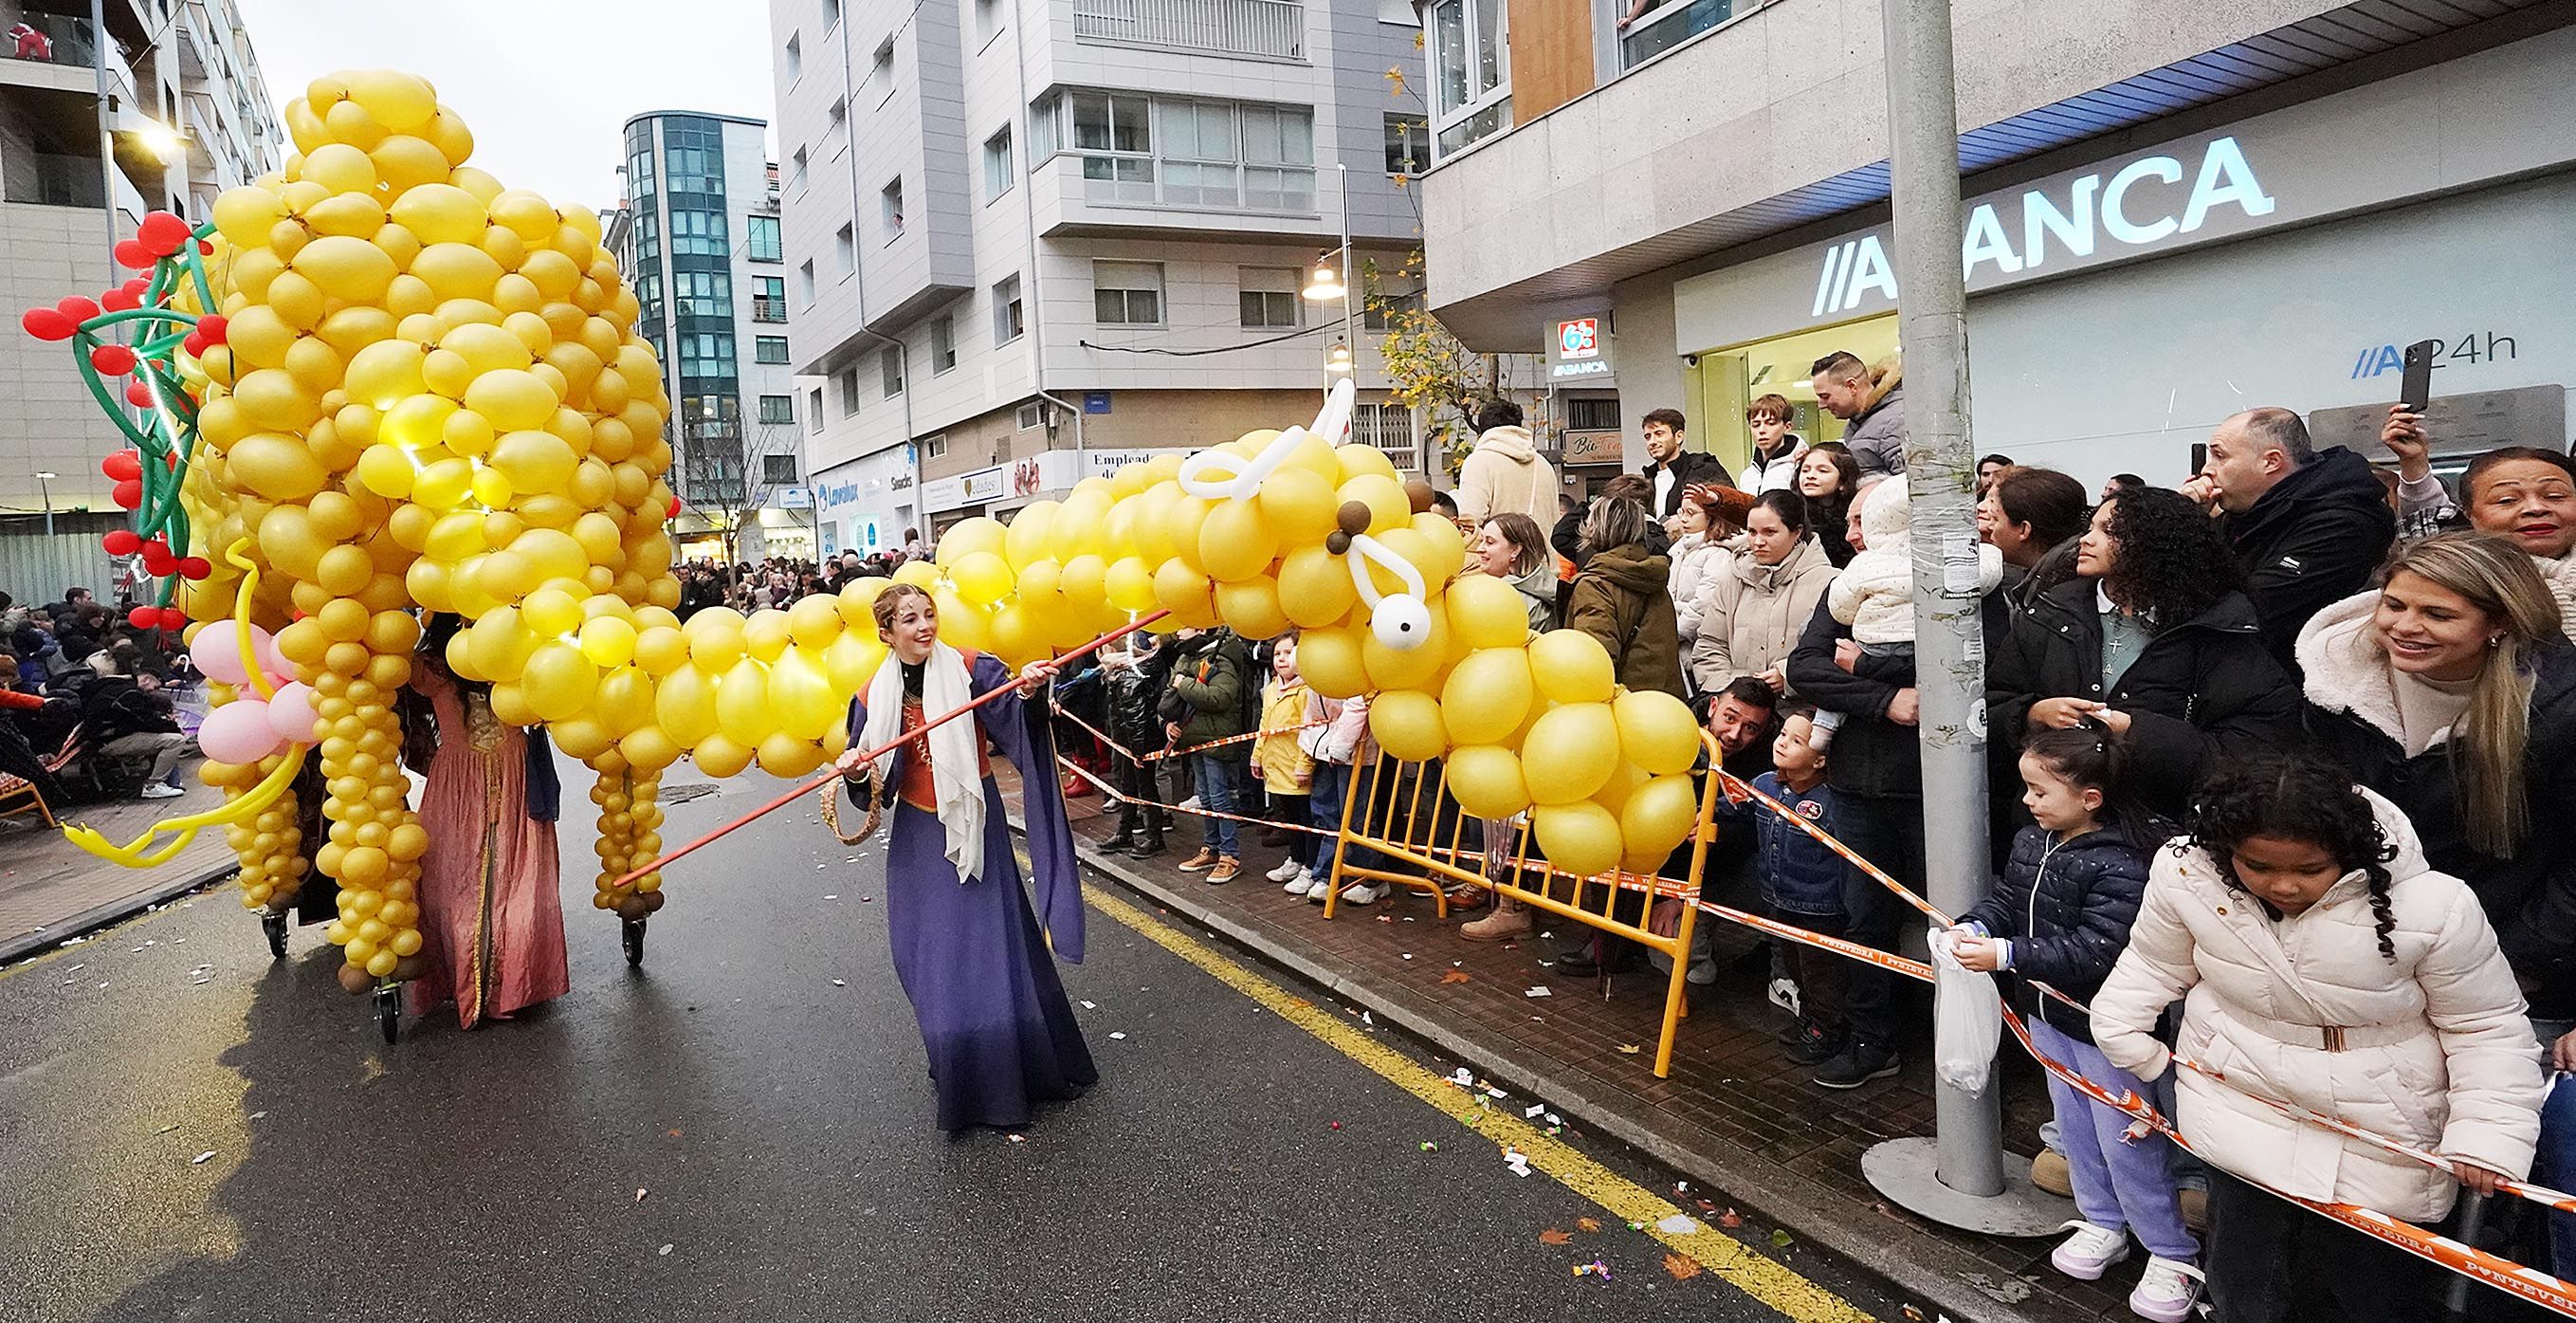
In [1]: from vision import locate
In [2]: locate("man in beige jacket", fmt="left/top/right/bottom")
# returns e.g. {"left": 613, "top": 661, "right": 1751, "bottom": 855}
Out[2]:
{"left": 1453, "top": 400, "right": 1558, "bottom": 528}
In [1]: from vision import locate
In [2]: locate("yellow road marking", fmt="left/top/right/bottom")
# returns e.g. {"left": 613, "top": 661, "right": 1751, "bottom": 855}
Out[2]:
{"left": 1084, "top": 885, "right": 1877, "bottom": 1323}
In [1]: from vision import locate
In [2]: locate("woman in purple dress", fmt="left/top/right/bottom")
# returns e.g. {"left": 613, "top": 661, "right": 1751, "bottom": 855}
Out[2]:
{"left": 836, "top": 584, "right": 1097, "bottom": 1131}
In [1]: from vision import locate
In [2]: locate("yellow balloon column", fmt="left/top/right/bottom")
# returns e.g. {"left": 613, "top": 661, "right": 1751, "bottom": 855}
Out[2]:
{"left": 170, "top": 69, "right": 684, "bottom": 989}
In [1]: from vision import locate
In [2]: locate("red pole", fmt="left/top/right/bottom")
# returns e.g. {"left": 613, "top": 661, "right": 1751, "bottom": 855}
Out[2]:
{"left": 612, "top": 611, "right": 1171, "bottom": 888}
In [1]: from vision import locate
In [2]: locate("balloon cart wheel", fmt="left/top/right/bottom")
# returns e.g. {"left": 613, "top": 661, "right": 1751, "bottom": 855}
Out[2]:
{"left": 621, "top": 918, "right": 647, "bottom": 967}
{"left": 262, "top": 911, "right": 287, "bottom": 960}
{"left": 375, "top": 983, "right": 400, "bottom": 1044}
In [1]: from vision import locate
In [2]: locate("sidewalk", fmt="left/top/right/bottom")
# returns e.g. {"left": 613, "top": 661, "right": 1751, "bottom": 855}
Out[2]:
{"left": 1023, "top": 768, "right": 2114, "bottom": 1323}
{"left": 0, "top": 772, "right": 238, "bottom": 964}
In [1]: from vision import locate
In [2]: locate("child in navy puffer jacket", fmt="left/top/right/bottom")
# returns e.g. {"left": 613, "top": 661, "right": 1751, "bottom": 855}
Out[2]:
{"left": 1726, "top": 709, "right": 1858, "bottom": 1066}
{"left": 1949, "top": 726, "right": 2196, "bottom": 1321}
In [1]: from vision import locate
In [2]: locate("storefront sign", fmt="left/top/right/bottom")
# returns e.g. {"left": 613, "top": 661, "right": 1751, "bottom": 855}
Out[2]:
{"left": 775, "top": 486, "right": 812, "bottom": 508}
{"left": 924, "top": 465, "right": 1009, "bottom": 513}
{"left": 1545, "top": 314, "right": 1616, "bottom": 384}
{"left": 1674, "top": 28, "right": 2576, "bottom": 356}
{"left": 1562, "top": 430, "right": 1622, "bottom": 467}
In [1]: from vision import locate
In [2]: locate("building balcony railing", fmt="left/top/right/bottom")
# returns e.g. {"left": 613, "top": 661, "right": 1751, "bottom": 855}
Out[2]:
{"left": 1071, "top": 0, "right": 1305, "bottom": 63}
{"left": 0, "top": 9, "right": 102, "bottom": 71}
{"left": 1618, "top": 0, "right": 1753, "bottom": 70}
{"left": 752, "top": 296, "right": 788, "bottom": 322}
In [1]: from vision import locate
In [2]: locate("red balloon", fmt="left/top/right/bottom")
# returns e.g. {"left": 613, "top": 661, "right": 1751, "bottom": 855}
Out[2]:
{"left": 55, "top": 295, "right": 99, "bottom": 322}
{"left": 89, "top": 343, "right": 137, "bottom": 377}
{"left": 20, "top": 307, "right": 74, "bottom": 340}
{"left": 180, "top": 331, "right": 206, "bottom": 357}
{"left": 102, "top": 529, "right": 142, "bottom": 555}
{"left": 137, "top": 211, "right": 192, "bottom": 257}
{"left": 126, "top": 606, "right": 158, "bottom": 628}
{"left": 100, "top": 285, "right": 140, "bottom": 312}
{"left": 111, "top": 478, "right": 142, "bottom": 509}
{"left": 197, "top": 239, "right": 213, "bottom": 256}
{"left": 667, "top": 495, "right": 683, "bottom": 519}
{"left": 101, "top": 450, "right": 141, "bottom": 481}
{"left": 125, "top": 378, "right": 155, "bottom": 408}
{"left": 195, "top": 313, "right": 228, "bottom": 345}
{"left": 176, "top": 556, "right": 210, "bottom": 580}
{"left": 113, "top": 239, "right": 153, "bottom": 270}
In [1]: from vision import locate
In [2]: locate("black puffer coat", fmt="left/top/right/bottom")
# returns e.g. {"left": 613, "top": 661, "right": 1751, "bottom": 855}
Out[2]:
{"left": 1959, "top": 823, "right": 2158, "bottom": 1042}
{"left": 1785, "top": 597, "right": 1919, "bottom": 799}
{"left": 2297, "top": 591, "right": 2576, "bottom": 1018}
{"left": 1987, "top": 579, "right": 2299, "bottom": 819}
{"left": 2217, "top": 446, "right": 2397, "bottom": 674}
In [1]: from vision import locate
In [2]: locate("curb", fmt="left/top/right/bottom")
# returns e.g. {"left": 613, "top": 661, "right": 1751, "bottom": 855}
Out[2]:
{"left": 1057, "top": 829, "right": 2048, "bottom": 1323}
{"left": 0, "top": 861, "right": 240, "bottom": 967}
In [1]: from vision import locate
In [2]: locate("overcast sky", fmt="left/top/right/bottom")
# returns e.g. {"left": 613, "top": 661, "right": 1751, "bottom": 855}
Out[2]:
{"left": 231, "top": 0, "right": 780, "bottom": 212}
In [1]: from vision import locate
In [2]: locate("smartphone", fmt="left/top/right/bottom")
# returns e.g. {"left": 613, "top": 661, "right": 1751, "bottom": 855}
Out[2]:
{"left": 2400, "top": 339, "right": 2439, "bottom": 414}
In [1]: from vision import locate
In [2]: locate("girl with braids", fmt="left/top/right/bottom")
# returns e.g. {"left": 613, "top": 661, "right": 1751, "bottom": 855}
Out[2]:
{"left": 1988, "top": 485, "right": 2299, "bottom": 821}
{"left": 2091, "top": 758, "right": 2544, "bottom": 1323}
{"left": 1948, "top": 726, "right": 2197, "bottom": 1320}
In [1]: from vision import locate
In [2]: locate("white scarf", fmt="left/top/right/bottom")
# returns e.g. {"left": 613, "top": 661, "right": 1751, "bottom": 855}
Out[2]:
{"left": 861, "top": 641, "right": 985, "bottom": 883}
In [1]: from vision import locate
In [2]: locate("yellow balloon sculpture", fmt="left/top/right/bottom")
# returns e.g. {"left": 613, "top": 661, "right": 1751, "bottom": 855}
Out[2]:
{"left": 100, "top": 70, "right": 1705, "bottom": 1001}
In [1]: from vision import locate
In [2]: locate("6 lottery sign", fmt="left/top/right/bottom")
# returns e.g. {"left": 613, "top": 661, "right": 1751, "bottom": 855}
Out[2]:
{"left": 1559, "top": 318, "right": 1600, "bottom": 359}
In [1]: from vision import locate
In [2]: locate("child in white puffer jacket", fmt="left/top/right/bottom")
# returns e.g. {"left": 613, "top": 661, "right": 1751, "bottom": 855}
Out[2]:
{"left": 1810, "top": 474, "right": 2000, "bottom": 746}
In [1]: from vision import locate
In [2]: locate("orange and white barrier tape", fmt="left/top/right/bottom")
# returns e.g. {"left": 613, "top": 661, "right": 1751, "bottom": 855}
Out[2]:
{"left": 1048, "top": 698, "right": 1322, "bottom": 764}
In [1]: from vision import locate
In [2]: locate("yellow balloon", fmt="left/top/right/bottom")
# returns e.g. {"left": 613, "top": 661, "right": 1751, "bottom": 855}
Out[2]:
{"left": 823, "top": 634, "right": 886, "bottom": 693}
{"left": 1162, "top": 494, "right": 1212, "bottom": 574}
{"left": 1197, "top": 500, "right": 1278, "bottom": 582}
{"left": 1440, "top": 648, "right": 1533, "bottom": 746}
{"left": 933, "top": 591, "right": 993, "bottom": 652}
{"left": 521, "top": 641, "right": 597, "bottom": 723}
{"left": 1105, "top": 556, "right": 1158, "bottom": 614}
{"left": 1523, "top": 702, "right": 1619, "bottom": 804}
{"left": 1296, "top": 625, "right": 1369, "bottom": 699}
{"left": 290, "top": 234, "right": 399, "bottom": 303}
{"left": 1336, "top": 443, "right": 1400, "bottom": 485}
{"left": 1368, "top": 690, "right": 1447, "bottom": 763}
{"left": 1621, "top": 774, "right": 1700, "bottom": 866}
{"left": 1534, "top": 802, "right": 1622, "bottom": 878}
{"left": 1003, "top": 502, "right": 1058, "bottom": 569}
{"left": 834, "top": 577, "right": 890, "bottom": 627}
{"left": 1447, "top": 573, "right": 1534, "bottom": 651}
{"left": 1615, "top": 689, "right": 1703, "bottom": 777}
{"left": 786, "top": 593, "right": 842, "bottom": 650}
{"left": 757, "top": 732, "right": 829, "bottom": 779}
{"left": 1213, "top": 575, "right": 1289, "bottom": 641}
{"left": 693, "top": 734, "right": 754, "bottom": 779}
{"left": 227, "top": 434, "right": 327, "bottom": 501}
{"left": 1362, "top": 609, "right": 1448, "bottom": 692}
{"left": 743, "top": 609, "right": 792, "bottom": 663}
{"left": 388, "top": 181, "right": 485, "bottom": 246}
{"left": 951, "top": 551, "right": 1014, "bottom": 606}
{"left": 936, "top": 516, "right": 1007, "bottom": 566}
{"left": 1528, "top": 629, "right": 1617, "bottom": 705}
{"left": 463, "top": 369, "right": 557, "bottom": 432}
{"left": 1446, "top": 745, "right": 1532, "bottom": 819}
{"left": 893, "top": 559, "right": 941, "bottom": 590}
{"left": 990, "top": 601, "right": 1048, "bottom": 667}
{"left": 592, "top": 665, "right": 654, "bottom": 735}
{"left": 620, "top": 724, "right": 682, "bottom": 772}
{"left": 1275, "top": 544, "right": 1358, "bottom": 630}
{"left": 653, "top": 662, "right": 720, "bottom": 744}
{"left": 767, "top": 647, "right": 839, "bottom": 742}
{"left": 715, "top": 658, "right": 774, "bottom": 745}
{"left": 1410, "top": 512, "right": 1470, "bottom": 588}
{"left": 578, "top": 616, "right": 637, "bottom": 668}
{"left": 465, "top": 606, "right": 535, "bottom": 681}
{"left": 1255, "top": 466, "right": 1339, "bottom": 545}
{"left": 633, "top": 625, "right": 688, "bottom": 675}
{"left": 1336, "top": 472, "right": 1410, "bottom": 533}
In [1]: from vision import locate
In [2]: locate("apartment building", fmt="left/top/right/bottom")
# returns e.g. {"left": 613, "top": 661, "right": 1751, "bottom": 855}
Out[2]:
{"left": 769, "top": 0, "right": 1436, "bottom": 550}
{"left": 0, "top": 0, "right": 278, "bottom": 515}
{"left": 1415, "top": 0, "right": 2576, "bottom": 487}
{"left": 607, "top": 111, "right": 810, "bottom": 562}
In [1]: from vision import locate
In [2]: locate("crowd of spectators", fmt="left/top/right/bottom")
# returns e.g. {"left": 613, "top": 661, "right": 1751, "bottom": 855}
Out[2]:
{"left": 0, "top": 584, "right": 194, "bottom": 814}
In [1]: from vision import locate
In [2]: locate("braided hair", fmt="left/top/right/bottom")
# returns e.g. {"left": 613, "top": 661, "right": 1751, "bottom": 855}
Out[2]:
{"left": 2187, "top": 757, "right": 2400, "bottom": 962}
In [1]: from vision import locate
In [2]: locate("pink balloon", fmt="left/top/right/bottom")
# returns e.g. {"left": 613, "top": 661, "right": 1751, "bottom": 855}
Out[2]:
{"left": 258, "top": 634, "right": 292, "bottom": 685}
{"left": 200, "top": 698, "right": 286, "bottom": 764}
{"left": 189, "top": 621, "right": 275, "bottom": 687}
{"left": 265, "top": 682, "right": 318, "bottom": 744}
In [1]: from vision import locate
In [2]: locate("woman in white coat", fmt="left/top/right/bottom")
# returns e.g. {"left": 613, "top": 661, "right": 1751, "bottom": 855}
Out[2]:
{"left": 1666, "top": 489, "right": 1741, "bottom": 679}
{"left": 2091, "top": 758, "right": 2545, "bottom": 1322}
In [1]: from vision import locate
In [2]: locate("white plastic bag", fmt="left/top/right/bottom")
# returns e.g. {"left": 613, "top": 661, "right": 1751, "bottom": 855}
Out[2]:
{"left": 1929, "top": 925, "right": 2003, "bottom": 1093}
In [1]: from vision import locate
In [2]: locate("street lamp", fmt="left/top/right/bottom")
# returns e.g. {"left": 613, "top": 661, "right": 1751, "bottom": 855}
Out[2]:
{"left": 1301, "top": 259, "right": 1344, "bottom": 303}
{"left": 34, "top": 471, "right": 57, "bottom": 537}
{"left": 134, "top": 118, "right": 185, "bottom": 163}
{"left": 1302, "top": 162, "right": 1355, "bottom": 402}
{"left": 1325, "top": 340, "right": 1352, "bottom": 377}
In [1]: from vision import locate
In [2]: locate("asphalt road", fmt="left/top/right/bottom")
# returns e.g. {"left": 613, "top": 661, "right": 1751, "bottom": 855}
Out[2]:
{"left": 0, "top": 761, "right": 1894, "bottom": 1323}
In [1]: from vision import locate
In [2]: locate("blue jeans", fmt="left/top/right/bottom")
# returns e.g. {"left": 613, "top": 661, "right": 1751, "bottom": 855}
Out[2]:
{"left": 1194, "top": 751, "right": 1240, "bottom": 857}
{"left": 1309, "top": 762, "right": 1379, "bottom": 873}
{"left": 2536, "top": 1019, "right": 2576, "bottom": 1277}
{"left": 2030, "top": 1020, "right": 2198, "bottom": 1261}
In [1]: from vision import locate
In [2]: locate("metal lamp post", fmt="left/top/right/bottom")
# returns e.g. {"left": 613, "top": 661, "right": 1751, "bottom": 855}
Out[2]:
{"left": 35, "top": 471, "right": 57, "bottom": 537}
{"left": 1304, "top": 162, "right": 1355, "bottom": 395}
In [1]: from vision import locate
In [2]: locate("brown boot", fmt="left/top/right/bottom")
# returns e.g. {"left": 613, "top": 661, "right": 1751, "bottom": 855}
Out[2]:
{"left": 1206, "top": 855, "right": 1241, "bottom": 884}
{"left": 1178, "top": 848, "right": 1220, "bottom": 873}
{"left": 1460, "top": 902, "right": 1532, "bottom": 943}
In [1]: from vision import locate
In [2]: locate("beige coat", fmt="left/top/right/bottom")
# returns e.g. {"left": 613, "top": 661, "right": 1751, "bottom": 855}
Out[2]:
{"left": 2091, "top": 789, "right": 2544, "bottom": 1222}
{"left": 1454, "top": 426, "right": 1559, "bottom": 528}
{"left": 1689, "top": 535, "right": 1837, "bottom": 696}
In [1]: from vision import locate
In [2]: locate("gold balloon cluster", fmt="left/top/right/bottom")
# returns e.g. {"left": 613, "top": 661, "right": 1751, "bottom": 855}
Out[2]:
{"left": 168, "top": 69, "right": 680, "bottom": 984}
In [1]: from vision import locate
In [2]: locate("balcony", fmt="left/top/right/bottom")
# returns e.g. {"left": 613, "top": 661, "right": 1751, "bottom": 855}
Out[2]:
{"left": 1617, "top": 0, "right": 1751, "bottom": 69}
{"left": 752, "top": 295, "right": 788, "bottom": 322}
{"left": 0, "top": 8, "right": 104, "bottom": 71}
{"left": 1071, "top": 0, "right": 1305, "bottom": 63}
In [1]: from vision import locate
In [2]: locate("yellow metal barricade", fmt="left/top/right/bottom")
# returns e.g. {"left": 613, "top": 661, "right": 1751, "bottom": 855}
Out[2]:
{"left": 1320, "top": 730, "right": 1726, "bottom": 1078}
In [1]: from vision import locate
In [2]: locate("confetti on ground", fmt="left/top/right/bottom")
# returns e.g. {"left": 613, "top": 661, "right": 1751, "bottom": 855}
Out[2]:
{"left": 1770, "top": 1229, "right": 1795, "bottom": 1249}
{"left": 1525, "top": 986, "right": 1552, "bottom": 999}
{"left": 1616, "top": 1042, "right": 1641, "bottom": 1055}
{"left": 1718, "top": 1208, "right": 1744, "bottom": 1228}
{"left": 1008, "top": 1133, "right": 1029, "bottom": 1144}
{"left": 1328, "top": 1121, "right": 1342, "bottom": 1130}
{"left": 824, "top": 894, "right": 838, "bottom": 900}
{"left": 1080, "top": 1001, "right": 1097, "bottom": 1009}
{"left": 1524, "top": 1103, "right": 1545, "bottom": 1119}
{"left": 1418, "top": 1142, "right": 1437, "bottom": 1152}
{"left": 1539, "top": 1228, "right": 1573, "bottom": 1245}
{"left": 1573, "top": 1259, "right": 1610, "bottom": 1278}
{"left": 190, "top": 1151, "right": 215, "bottom": 1165}
{"left": 1450, "top": 1067, "right": 1473, "bottom": 1086}
{"left": 1485, "top": 1086, "right": 1507, "bottom": 1099}
{"left": 1361, "top": 1011, "right": 1373, "bottom": 1025}
{"left": 1577, "top": 1217, "right": 1601, "bottom": 1232}
{"left": 154, "top": 1123, "right": 179, "bottom": 1134}
{"left": 831, "top": 980, "right": 846, "bottom": 987}
{"left": 1400, "top": 953, "right": 1414, "bottom": 961}
{"left": 1439, "top": 969, "right": 1471, "bottom": 984}
{"left": 634, "top": 1188, "right": 649, "bottom": 1204}
{"left": 1546, "top": 1113, "right": 1561, "bottom": 1126}
{"left": 1901, "top": 1306, "right": 1926, "bottom": 1322}
{"left": 815, "top": 863, "right": 827, "bottom": 870}
{"left": 1108, "top": 1032, "right": 1127, "bottom": 1040}
{"left": 658, "top": 1244, "right": 674, "bottom": 1257}
{"left": 249, "top": 1112, "right": 267, "bottom": 1121}
{"left": 1657, "top": 1213, "right": 1700, "bottom": 1235}
{"left": 1663, "top": 1252, "right": 1704, "bottom": 1281}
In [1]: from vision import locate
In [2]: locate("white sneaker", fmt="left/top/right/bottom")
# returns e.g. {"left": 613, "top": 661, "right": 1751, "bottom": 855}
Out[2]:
{"left": 2049, "top": 1221, "right": 2130, "bottom": 1281}
{"left": 1283, "top": 869, "right": 1316, "bottom": 896}
{"left": 1767, "top": 976, "right": 1801, "bottom": 1015}
{"left": 139, "top": 782, "right": 185, "bottom": 799}
{"left": 1340, "top": 882, "right": 1388, "bottom": 906}
{"left": 1266, "top": 858, "right": 1304, "bottom": 883}
{"left": 2127, "top": 1256, "right": 2201, "bottom": 1323}
{"left": 1178, "top": 796, "right": 1202, "bottom": 812}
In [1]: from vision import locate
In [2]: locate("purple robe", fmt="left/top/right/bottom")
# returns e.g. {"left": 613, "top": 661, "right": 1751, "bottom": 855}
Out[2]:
{"left": 847, "top": 652, "right": 1097, "bottom": 1131}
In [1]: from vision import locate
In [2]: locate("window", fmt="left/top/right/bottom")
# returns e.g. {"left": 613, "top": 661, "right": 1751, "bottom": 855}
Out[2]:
{"left": 994, "top": 274, "right": 1024, "bottom": 343}
{"left": 836, "top": 364, "right": 863, "bottom": 414}
{"left": 1016, "top": 402, "right": 1044, "bottom": 431}
{"left": 758, "top": 394, "right": 795, "bottom": 425}
{"left": 834, "top": 223, "right": 855, "bottom": 275}
{"left": 668, "top": 208, "right": 727, "bottom": 257}
{"left": 1352, "top": 402, "right": 1419, "bottom": 472}
{"left": 1566, "top": 397, "right": 1621, "bottom": 432}
{"left": 1429, "top": 0, "right": 1509, "bottom": 157}
{"left": 1364, "top": 289, "right": 1422, "bottom": 331}
{"left": 930, "top": 314, "right": 956, "bottom": 374}
{"left": 796, "top": 260, "right": 816, "bottom": 305}
{"left": 789, "top": 148, "right": 808, "bottom": 196}
{"left": 676, "top": 331, "right": 736, "bottom": 377}
{"left": 763, "top": 453, "right": 800, "bottom": 485}
{"left": 633, "top": 211, "right": 659, "bottom": 262}
{"left": 672, "top": 270, "right": 732, "bottom": 317}
{"left": 881, "top": 178, "right": 904, "bottom": 236}
{"left": 747, "top": 214, "right": 782, "bottom": 262}
{"left": 982, "top": 127, "right": 1014, "bottom": 202}
{"left": 1239, "top": 105, "right": 1316, "bottom": 211}
{"left": 827, "top": 97, "right": 847, "bottom": 138}
{"left": 882, "top": 347, "right": 904, "bottom": 396}
{"left": 974, "top": 0, "right": 999, "bottom": 41}
{"left": 1070, "top": 91, "right": 1153, "bottom": 200}
{"left": 821, "top": 0, "right": 841, "bottom": 29}
{"left": 784, "top": 32, "right": 802, "bottom": 81}
{"left": 756, "top": 335, "right": 791, "bottom": 364}
{"left": 1621, "top": 0, "right": 1751, "bottom": 69}
{"left": 753, "top": 275, "right": 786, "bottom": 322}
{"left": 1032, "top": 93, "right": 1315, "bottom": 212}
{"left": 807, "top": 387, "right": 825, "bottom": 432}
{"left": 1238, "top": 267, "right": 1302, "bottom": 329}
{"left": 871, "top": 36, "right": 894, "bottom": 88}
{"left": 1092, "top": 261, "right": 1163, "bottom": 325}
{"left": 1384, "top": 114, "right": 1428, "bottom": 175}
{"left": 923, "top": 433, "right": 948, "bottom": 459}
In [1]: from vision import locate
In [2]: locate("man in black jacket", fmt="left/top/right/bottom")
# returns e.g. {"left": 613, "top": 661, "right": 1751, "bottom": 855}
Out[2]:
{"left": 1784, "top": 597, "right": 1920, "bottom": 1091}
{"left": 1639, "top": 409, "right": 1731, "bottom": 519}
{"left": 2194, "top": 407, "right": 2395, "bottom": 674}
